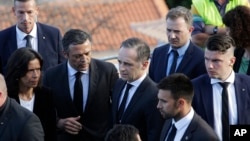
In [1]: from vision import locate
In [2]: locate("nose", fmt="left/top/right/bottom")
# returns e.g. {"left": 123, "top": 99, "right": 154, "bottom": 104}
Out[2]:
{"left": 119, "top": 63, "right": 125, "bottom": 72}
{"left": 168, "top": 31, "right": 176, "bottom": 39}
{"left": 206, "top": 61, "right": 213, "bottom": 69}
{"left": 22, "top": 13, "right": 29, "bottom": 21}
{"left": 156, "top": 101, "right": 161, "bottom": 109}
{"left": 32, "top": 70, "right": 40, "bottom": 77}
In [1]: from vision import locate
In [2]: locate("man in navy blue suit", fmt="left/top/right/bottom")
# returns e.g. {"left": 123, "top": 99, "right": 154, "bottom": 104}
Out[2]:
{"left": 0, "top": 0, "right": 65, "bottom": 74}
{"left": 192, "top": 34, "right": 250, "bottom": 141}
{"left": 149, "top": 6, "right": 206, "bottom": 83}
{"left": 111, "top": 37, "right": 164, "bottom": 141}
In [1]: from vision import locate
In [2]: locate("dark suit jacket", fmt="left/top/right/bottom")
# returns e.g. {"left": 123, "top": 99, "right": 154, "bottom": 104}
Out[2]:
{"left": 8, "top": 86, "right": 56, "bottom": 141}
{"left": 234, "top": 48, "right": 250, "bottom": 75}
{"left": 43, "top": 59, "right": 119, "bottom": 141}
{"left": 160, "top": 112, "right": 219, "bottom": 141}
{"left": 192, "top": 74, "right": 250, "bottom": 128}
{"left": 0, "top": 22, "right": 65, "bottom": 74}
{"left": 149, "top": 42, "right": 206, "bottom": 83}
{"left": 111, "top": 76, "right": 164, "bottom": 141}
{"left": 0, "top": 97, "right": 44, "bottom": 141}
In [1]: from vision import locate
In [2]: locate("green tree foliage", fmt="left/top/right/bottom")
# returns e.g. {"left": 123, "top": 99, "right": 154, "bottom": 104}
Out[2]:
{"left": 165, "top": 0, "right": 192, "bottom": 9}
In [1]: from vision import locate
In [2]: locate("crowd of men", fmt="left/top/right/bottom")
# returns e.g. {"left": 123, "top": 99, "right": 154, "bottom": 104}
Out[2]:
{"left": 1, "top": 0, "right": 250, "bottom": 141}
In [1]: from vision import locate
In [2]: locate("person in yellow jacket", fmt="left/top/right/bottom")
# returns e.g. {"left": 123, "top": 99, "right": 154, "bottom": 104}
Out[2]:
{"left": 191, "top": 0, "right": 249, "bottom": 48}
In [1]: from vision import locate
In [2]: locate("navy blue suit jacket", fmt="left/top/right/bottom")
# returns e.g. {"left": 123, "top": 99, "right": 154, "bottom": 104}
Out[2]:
{"left": 111, "top": 76, "right": 164, "bottom": 141}
{"left": 160, "top": 112, "right": 219, "bottom": 141}
{"left": 149, "top": 42, "right": 206, "bottom": 83}
{"left": 192, "top": 74, "right": 250, "bottom": 128}
{"left": 43, "top": 59, "right": 119, "bottom": 141}
{"left": 0, "top": 22, "right": 65, "bottom": 74}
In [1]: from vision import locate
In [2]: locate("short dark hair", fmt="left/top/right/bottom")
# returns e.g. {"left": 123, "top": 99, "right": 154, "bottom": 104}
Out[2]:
{"left": 5, "top": 48, "right": 43, "bottom": 96}
{"left": 120, "top": 37, "right": 150, "bottom": 61}
{"left": 105, "top": 124, "right": 140, "bottom": 141}
{"left": 205, "top": 34, "right": 235, "bottom": 53}
{"left": 62, "top": 29, "right": 92, "bottom": 53}
{"left": 157, "top": 73, "right": 194, "bottom": 103}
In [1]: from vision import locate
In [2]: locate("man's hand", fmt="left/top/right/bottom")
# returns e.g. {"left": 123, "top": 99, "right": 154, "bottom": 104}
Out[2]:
{"left": 57, "top": 116, "right": 82, "bottom": 135}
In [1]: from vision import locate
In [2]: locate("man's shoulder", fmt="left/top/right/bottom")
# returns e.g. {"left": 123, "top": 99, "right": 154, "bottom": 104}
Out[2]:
{"left": 45, "top": 63, "right": 66, "bottom": 74}
{"left": 235, "top": 73, "right": 250, "bottom": 81}
{"left": 37, "top": 22, "right": 60, "bottom": 32}
{"left": 91, "top": 58, "right": 116, "bottom": 69}
{"left": 152, "top": 44, "right": 169, "bottom": 56}
{"left": 0, "top": 25, "right": 15, "bottom": 35}
{"left": 191, "top": 74, "right": 209, "bottom": 83}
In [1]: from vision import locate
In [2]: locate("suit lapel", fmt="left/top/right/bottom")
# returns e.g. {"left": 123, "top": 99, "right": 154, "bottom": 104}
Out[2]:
{"left": 36, "top": 23, "right": 47, "bottom": 54}
{"left": 160, "top": 120, "right": 172, "bottom": 141}
{"left": 180, "top": 113, "right": 199, "bottom": 141}
{"left": 122, "top": 77, "right": 149, "bottom": 121}
{"left": 85, "top": 59, "right": 99, "bottom": 111}
{"left": 176, "top": 42, "right": 193, "bottom": 72}
{"left": 58, "top": 63, "right": 77, "bottom": 112}
{"left": 113, "top": 80, "right": 126, "bottom": 123}
{"left": 234, "top": 75, "right": 249, "bottom": 123}
{"left": 159, "top": 45, "right": 170, "bottom": 78}
{"left": 200, "top": 75, "right": 215, "bottom": 128}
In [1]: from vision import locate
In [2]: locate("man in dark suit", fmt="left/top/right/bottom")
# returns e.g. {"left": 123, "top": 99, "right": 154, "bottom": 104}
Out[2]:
{"left": 149, "top": 6, "right": 206, "bottom": 83}
{"left": 0, "top": 0, "right": 65, "bottom": 74}
{"left": 157, "top": 73, "right": 219, "bottom": 141}
{"left": 192, "top": 34, "right": 250, "bottom": 141}
{"left": 0, "top": 74, "right": 44, "bottom": 141}
{"left": 111, "top": 37, "right": 164, "bottom": 141}
{"left": 43, "top": 29, "right": 119, "bottom": 141}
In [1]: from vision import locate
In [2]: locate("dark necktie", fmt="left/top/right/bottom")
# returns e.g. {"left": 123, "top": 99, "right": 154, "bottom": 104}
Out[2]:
{"left": 117, "top": 83, "right": 133, "bottom": 123}
{"left": 73, "top": 72, "right": 83, "bottom": 114}
{"left": 219, "top": 82, "right": 230, "bottom": 141}
{"left": 25, "top": 35, "right": 32, "bottom": 48}
{"left": 169, "top": 50, "right": 179, "bottom": 75}
{"left": 166, "top": 124, "right": 177, "bottom": 141}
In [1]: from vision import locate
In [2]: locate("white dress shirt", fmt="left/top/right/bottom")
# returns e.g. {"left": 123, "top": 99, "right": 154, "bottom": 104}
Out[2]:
{"left": 67, "top": 62, "right": 89, "bottom": 112}
{"left": 118, "top": 73, "right": 147, "bottom": 110}
{"left": 16, "top": 23, "right": 38, "bottom": 51}
{"left": 211, "top": 71, "right": 238, "bottom": 141}
{"left": 165, "top": 108, "right": 194, "bottom": 141}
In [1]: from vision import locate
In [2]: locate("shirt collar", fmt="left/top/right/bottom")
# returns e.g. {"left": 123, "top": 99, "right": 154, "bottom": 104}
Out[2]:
{"left": 168, "top": 40, "right": 190, "bottom": 57}
{"left": 67, "top": 61, "right": 89, "bottom": 77}
{"left": 16, "top": 23, "right": 37, "bottom": 40}
{"left": 210, "top": 70, "right": 235, "bottom": 84}
{"left": 127, "top": 73, "right": 147, "bottom": 88}
{"left": 172, "top": 107, "right": 194, "bottom": 130}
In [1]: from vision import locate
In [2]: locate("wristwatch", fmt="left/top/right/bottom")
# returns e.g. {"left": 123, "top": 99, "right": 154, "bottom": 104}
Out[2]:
{"left": 213, "top": 26, "right": 218, "bottom": 34}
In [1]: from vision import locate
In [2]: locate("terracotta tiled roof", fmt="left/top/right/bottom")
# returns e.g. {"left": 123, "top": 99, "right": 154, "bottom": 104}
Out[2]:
{"left": 0, "top": 0, "right": 167, "bottom": 52}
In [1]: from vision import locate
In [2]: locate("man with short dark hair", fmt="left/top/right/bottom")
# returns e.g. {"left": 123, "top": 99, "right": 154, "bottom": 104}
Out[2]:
{"left": 111, "top": 37, "right": 164, "bottom": 141}
{"left": 0, "top": 0, "right": 65, "bottom": 74}
{"left": 43, "top": 29, "right": 119, "bottom": 141}
{"left": 192, "top": 34, "right": 250, "bottom": 140}
{"left": 157, "top": 73, "right": 219, "bottom": 141}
